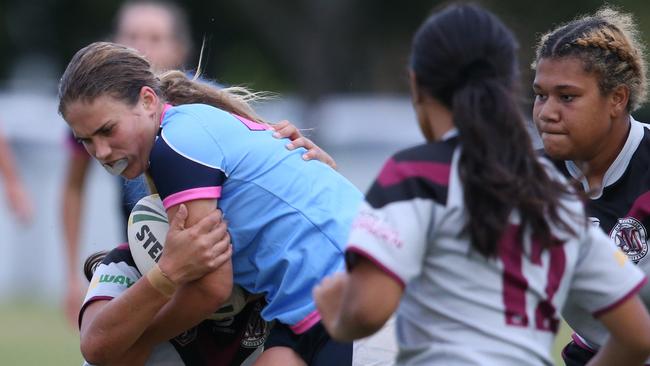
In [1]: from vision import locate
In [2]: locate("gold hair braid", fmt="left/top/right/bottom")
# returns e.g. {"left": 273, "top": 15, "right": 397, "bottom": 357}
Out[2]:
{"left": 573, "top": 29, "right": 640, "bottom": 73}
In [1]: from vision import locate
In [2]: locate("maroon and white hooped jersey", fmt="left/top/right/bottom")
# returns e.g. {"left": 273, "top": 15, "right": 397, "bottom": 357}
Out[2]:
{"left": 346, "top": 134, "right": 645, "bottom": 366}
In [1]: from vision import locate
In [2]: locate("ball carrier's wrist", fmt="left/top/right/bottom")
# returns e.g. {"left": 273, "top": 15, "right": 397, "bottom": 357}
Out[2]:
{"left": 146, "top": 263, "right": 177, "bottom": 298}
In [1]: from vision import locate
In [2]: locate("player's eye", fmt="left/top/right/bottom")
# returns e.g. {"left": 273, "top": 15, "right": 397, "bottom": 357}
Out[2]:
{"left": 99, "top": 125, "right": 114, "bottom": 136}
{"left": 534, "top": 93, "right": 547, "bottom": 102}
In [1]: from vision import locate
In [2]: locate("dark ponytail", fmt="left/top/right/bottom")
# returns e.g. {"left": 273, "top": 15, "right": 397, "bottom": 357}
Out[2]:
{"left": 412, "top": 4, "right": 577, "bottom": 256}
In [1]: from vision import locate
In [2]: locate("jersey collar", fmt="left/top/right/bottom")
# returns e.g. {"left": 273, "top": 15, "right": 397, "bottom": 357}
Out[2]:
{"left": 565, "top": 115, "right": 644, "bottom": 199}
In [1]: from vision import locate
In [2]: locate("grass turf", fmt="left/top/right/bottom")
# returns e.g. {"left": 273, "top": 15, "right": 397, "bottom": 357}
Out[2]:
{"left": 0, "top": 301, "right": 83, "bottom": 365}
{"left": 0, "top": 300, "right": 572, "bottom": 365}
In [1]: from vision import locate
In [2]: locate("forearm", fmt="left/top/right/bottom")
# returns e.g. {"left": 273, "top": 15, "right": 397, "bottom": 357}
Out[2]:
{"left": 588, "top": 296, "right": 650, "bottom": 366}
{"left": 140, "top": 261, "right": 233, "bottom": 344}
{"left": 588, "top": 338, "right": 648, "bottom": 366}
{"left": 327, "top": 283, "right": 387, "bottom": 342}
{"left": 316, "top": 259, "right": 402, "bottom": 342}
{"left": 80, "top": 277, "right": 170, "bottom": 364}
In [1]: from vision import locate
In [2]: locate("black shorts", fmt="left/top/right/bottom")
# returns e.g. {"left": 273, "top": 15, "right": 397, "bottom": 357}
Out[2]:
{"left": 561, "top": 340, "right": 595, "bottom": 366}
{"left": 264, "top": 321, "right": 352, "bottom": 366}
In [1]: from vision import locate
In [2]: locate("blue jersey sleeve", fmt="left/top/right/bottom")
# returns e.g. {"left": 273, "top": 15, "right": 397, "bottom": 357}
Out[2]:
{"left": 148, "top": 110, "right": 227, "bottom": 209}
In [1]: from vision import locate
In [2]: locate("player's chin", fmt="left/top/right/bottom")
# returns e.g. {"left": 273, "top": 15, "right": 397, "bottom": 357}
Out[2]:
{"left": 541, "top": 139, "right": 573, "bottom": 161}
{"left": 121, "top": 162, "right": 144, "bottom": 179}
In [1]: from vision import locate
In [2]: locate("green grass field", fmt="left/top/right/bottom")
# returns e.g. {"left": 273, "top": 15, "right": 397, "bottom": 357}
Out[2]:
{"left": 0, "top": 300, "right": 571, "bottom": 365}
{"left": 0, "top": 301, "right": 83, "bottom": 365}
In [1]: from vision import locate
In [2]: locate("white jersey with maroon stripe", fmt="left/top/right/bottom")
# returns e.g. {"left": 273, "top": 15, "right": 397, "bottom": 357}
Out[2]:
{"left": 346, "top": 136, "right": 645, "bottom": 366}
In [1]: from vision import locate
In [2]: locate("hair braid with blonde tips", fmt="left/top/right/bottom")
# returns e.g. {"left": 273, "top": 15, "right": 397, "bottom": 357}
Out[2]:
{"left": 533, "top": 7, "right": 647, "bottom": 111}
{"left": 574, "top": 33, "right": 635, "bottom": 65}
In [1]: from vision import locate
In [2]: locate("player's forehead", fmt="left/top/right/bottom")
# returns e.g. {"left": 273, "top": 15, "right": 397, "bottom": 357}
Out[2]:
{"left": 533, "top": 57, "right": 596, "bottom": 91}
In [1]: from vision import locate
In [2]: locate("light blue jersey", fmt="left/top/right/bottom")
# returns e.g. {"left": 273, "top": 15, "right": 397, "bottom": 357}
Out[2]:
{"left": 148, "top": 103, "right": 363, "bottom": 333}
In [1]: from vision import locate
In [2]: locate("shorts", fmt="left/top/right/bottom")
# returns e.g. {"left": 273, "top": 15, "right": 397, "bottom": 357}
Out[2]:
{"left": 264, "top": 321, "right": 352, "bottom": 366}
{"left": 170, "top": 299, "right": 270, "bottom": 366}
{"left": 561, "top": 340, "right": 595, "bottom": 366}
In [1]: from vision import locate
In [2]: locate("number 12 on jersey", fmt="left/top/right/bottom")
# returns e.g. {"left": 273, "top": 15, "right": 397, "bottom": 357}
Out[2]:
{"left": 499, "top": 225, "right": 566, "bottom": 333}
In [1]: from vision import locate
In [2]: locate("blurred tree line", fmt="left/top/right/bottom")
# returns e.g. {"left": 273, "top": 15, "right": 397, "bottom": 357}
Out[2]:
{"left": 1, "top": 0, "right": 650, "bottom": 117}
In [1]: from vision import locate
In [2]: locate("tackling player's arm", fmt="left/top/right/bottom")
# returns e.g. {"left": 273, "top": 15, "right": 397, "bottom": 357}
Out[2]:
{"left": 314, "top": 256, "right": 403, "bottom": 342}
{"left": 136, "top": 198, "right": 233, "bottom": 344}
{"left": 79, "top": 205, "right": 231, "bottom": 364}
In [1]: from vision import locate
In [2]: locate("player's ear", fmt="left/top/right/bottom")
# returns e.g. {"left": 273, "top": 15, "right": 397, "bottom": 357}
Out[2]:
{"left": 139, "top": 86, "right": 159, "bottom": 112}
{"left": 408, "top": 70, "right": 424, "bottom": 104}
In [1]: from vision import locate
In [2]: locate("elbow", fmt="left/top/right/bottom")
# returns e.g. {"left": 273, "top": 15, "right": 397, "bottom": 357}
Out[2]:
{"left": 196, "top": 274, "right": 233, "bottom": 313}
{"left": 80, "top": 336, "right": 112, "bottom": 365}
{"left": 331, "top": 304, "right": 388, "bottom": 342}
{"left": 628, "top": 332, "right": 650, "bottom": 358}
{"left": 351, "top": 307, "right": 389, "bottom": 337}
{"left": 611, "top": 329, "right": 650, "bottom": 362}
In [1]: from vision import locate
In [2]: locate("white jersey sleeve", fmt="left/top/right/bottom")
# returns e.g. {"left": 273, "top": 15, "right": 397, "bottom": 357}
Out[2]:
{"left": 80, "top": 246, "right": 142, "bottom": 323}
{"left": 563, "top": 224, "right": 647, "bottom": 348}
{"left": 345, "top": 144, "right": 454, "bottom": 286}
{"left": 347, "top": 199, "right": 435, "bottom": 286}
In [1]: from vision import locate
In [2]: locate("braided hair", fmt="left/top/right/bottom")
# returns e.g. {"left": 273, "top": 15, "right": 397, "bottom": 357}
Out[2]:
{"left": 533, "top": 7, "right": 647, "bottom": 111}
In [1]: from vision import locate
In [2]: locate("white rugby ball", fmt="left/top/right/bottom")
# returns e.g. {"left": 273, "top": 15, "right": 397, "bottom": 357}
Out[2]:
{"left": 128, "top": 194, "right": 169, "bottom": 274}
{"left": 127, "top": 194, "right": 248, "bottom": 320}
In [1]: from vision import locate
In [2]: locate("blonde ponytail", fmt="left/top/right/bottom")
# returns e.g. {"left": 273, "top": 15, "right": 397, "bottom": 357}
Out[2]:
{"left": 158, "top": 71, "right": 270, "bottom": 124}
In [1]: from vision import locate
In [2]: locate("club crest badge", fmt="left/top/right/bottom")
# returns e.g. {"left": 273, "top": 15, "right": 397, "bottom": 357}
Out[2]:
{"left": 610, "top": 217, "right": 648, "bottom": 263}
{"left": 241, "top": 302, "right": 269, "bottom": 348}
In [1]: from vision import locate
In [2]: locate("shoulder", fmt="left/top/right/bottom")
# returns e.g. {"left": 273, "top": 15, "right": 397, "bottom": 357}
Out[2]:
{"left": 366, "top": 140, "right": 457, "bottom": 208}
{"left": 392, "top": 138, "right": 456, "bottom": 163}
{"left": 163, "top": 104, "right": 235, "bottom": 130}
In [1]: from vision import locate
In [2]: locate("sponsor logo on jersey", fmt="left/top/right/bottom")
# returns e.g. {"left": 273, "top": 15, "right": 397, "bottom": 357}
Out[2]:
{"left": 98, "top": 274, "right": 136, "bottom": 288}
{"left": 610, "top": 217, "right": 648, "bottom": 263}
{"left": 352, "top": 211, "right": 403, "bottom": 249}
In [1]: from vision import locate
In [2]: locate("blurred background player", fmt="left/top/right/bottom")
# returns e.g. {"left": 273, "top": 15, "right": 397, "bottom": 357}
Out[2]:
{"left": 531, "top": 7, "right": 650, "bottom": 366}
{"left": 0, "top": 127, "right": 32, "bottom": 223}
{"left": 61, "top": 0, "right": 193, "bottom": 326}
{"left": 314, "top": 4, "right": 650, "bottom": 365}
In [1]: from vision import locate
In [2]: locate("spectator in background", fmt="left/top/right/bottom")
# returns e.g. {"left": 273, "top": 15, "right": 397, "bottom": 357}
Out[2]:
{"left": 61, "top": 0, "right": 192, "bottom": 327}
{"left": 0, "top": 129, "right": 32, "bottom": 223}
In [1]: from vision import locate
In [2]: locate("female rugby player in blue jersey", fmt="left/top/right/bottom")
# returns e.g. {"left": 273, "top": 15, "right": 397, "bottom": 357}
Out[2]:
{"left": 58, "top": 41, "right": 360, "bottom": 365}
{"left": 314, "top": 4, "right": 650, "bottom": 366}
